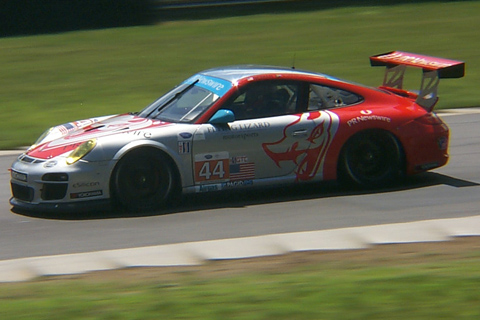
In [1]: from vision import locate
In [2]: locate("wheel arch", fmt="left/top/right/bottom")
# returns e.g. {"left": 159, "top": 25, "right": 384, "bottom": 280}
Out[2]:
{"left": 335, "top": 127, "right": 407, "bottom": 185}
{"left": 110, "top": 141, "right": 184, "bottom": 191}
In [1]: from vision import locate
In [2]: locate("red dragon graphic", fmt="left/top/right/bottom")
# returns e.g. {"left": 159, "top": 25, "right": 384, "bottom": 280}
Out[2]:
{"left": 262, "top": 111, "right": 338, "bottom": 181}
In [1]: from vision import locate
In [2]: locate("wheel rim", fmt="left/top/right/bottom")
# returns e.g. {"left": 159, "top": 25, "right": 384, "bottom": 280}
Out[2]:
{"left": 343, "top": 132, "right": 401, "bottom": 186}
{"left": 114, "top": 151, "right": 173, "bottom": 210}
{"left": 349, "top": 139, "right": 389, "bottom": 178}
{"left": 124, "top": 164, "right": 162, "bottom": 200}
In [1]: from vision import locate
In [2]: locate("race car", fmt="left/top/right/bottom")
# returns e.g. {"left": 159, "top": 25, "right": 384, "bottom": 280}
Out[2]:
{"left": 9, "top": 51, "right": 465, "bottom": 212}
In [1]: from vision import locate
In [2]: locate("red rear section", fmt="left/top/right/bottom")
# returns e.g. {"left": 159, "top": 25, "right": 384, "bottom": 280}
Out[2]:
{"left": 398, "top": 112, "right": 449, "bottom": 174}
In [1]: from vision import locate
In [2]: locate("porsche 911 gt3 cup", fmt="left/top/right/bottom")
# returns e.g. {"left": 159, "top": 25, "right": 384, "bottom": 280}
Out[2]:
{"left": 10, "top": 51, "right": 465, "bottom": 212}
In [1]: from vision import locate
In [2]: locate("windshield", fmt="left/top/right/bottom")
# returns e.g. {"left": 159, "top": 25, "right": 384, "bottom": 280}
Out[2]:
{"left": 139, "top": 74, "right": 232, "bottom": 123}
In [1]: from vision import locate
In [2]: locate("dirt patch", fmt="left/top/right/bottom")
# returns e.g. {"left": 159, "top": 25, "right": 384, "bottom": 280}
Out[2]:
{"left": 48, "top": 236, "right": 480, "bottom": 283}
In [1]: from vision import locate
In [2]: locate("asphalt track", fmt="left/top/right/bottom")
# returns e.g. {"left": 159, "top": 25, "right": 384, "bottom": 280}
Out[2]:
{"left": 0, "top": 110, "right": 479, "bottom": 262}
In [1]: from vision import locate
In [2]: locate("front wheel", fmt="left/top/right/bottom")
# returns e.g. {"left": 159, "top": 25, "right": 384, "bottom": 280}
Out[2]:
{"left": 339, "top": 130, "right": 404, "bottom": 188}
{"left": 111, "top": 149, "right": 177, "bottom": 212}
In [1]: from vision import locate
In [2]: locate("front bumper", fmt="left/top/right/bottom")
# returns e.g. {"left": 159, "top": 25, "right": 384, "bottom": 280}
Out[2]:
{"left": 10, "top": 197, "right": 111, "bottom": 213}
{"left": 9, "top": 154, "right": 114, "bottom": 213}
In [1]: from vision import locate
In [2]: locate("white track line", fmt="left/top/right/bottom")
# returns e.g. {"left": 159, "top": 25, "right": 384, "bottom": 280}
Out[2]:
{"left": 0, "top": 215, "right": 479, "bottom": 282}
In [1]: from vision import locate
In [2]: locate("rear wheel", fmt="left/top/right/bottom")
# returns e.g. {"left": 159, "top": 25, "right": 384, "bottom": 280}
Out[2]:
{"left": 339, "top": 130, "right": 404, "bottom": 188}
{"left": 111, "top": 149, "right": 177, "bottom": 212}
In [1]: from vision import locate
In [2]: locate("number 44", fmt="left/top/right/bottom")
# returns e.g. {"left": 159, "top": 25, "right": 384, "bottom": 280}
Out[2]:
{"left": 196, "top": 159, "right": 229, "bottom": 181}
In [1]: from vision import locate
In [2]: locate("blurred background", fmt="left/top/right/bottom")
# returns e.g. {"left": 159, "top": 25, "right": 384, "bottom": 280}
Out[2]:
{"left": 1, "top": 0, "right": 478, "bottom": 149}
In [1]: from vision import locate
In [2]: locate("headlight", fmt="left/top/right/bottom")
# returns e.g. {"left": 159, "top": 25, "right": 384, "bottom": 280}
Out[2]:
{"left": 66, "top": 139, "right": 97, "bottom": 165}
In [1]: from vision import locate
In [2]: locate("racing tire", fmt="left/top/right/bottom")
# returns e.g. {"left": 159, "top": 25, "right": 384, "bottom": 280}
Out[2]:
{"left": 111, "top": 149, "right": 177, "bottom": 212}
{"left": 338, "top": 130, "right": 404, "bottom": 189}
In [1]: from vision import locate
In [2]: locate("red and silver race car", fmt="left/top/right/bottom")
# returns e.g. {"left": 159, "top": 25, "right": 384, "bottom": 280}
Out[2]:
{"left": 10, "top": 51, "right": 465, "bottom": 212}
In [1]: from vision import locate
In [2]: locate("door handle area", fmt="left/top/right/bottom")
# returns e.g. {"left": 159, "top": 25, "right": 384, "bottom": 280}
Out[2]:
{"left": 292, "top": 129, "right": 308, "bottom": 137}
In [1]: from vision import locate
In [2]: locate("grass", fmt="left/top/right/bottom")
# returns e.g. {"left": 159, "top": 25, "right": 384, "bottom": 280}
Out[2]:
{"left": 0, "top": 250, "right": 480, "bottom": 319}
{"left": 0, "top": 1, "right": 479, "bottom": 149}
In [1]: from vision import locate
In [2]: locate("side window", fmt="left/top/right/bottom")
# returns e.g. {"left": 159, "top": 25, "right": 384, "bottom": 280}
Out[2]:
{"left": 308, "top": 84, "right": 363, "bottom": 110}
{"left": 225, "top": 81, "right": 299, "bottom": 120}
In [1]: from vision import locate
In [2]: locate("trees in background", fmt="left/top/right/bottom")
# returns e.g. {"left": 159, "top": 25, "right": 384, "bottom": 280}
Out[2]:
{"left": 0, "top": 0, "right": 156, "bottom": 37}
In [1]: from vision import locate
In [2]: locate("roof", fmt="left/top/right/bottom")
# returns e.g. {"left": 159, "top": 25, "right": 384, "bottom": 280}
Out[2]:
{"left": 199, "top": 65, "right": 336, "bottom": 84}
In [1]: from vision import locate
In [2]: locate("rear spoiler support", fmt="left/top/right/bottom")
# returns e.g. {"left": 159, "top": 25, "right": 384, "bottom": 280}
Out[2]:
{"left": 417, "top": 70, "right": 440, "bottom": 110}
{"left": 382, "top": 64, "right": 406, "bottom": 89}
{"left": 370, "top": 51, "right": 465, "bottom": 111}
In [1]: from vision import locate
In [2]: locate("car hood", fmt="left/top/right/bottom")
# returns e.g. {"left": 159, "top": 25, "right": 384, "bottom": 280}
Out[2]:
{"left": 26, "top": 114, "right": 172, "bottom": 160}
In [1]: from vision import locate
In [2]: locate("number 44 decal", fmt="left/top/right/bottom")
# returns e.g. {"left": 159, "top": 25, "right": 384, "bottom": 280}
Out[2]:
{"left": 194, "top": 152, "right": 230, "bottom": 182}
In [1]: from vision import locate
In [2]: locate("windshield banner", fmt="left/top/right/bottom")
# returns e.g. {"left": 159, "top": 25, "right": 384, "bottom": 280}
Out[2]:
{"left": 184, "top": 74, "right": 232, "bottom": 96}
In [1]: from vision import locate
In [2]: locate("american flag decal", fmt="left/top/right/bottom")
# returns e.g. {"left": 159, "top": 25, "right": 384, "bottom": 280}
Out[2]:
{"left": 230, "top": 162, "right": 255, "bottom": 181}
{"left": 58, "top": 123, "right": 75, "bottom": 135}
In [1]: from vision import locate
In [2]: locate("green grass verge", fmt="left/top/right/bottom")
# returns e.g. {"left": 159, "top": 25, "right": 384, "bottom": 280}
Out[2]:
{"left": 1, "top": 1, "right": 479, "bottom": 150}
{"left": 1, "top": 250, "right": 480, "bottom": 319}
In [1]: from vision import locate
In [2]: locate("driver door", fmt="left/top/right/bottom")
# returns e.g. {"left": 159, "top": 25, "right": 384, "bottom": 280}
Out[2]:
{"left": 191, "top": 80, "right": 318, "bottom": 187}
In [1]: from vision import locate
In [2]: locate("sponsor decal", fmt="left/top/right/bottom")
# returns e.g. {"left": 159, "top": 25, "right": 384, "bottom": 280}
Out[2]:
{"left": 229, "top": 122, "right": 271, "bottom": 131}
{"left": 262, "top": 111, "right": 339, "bottom": 181}
{"left": 376, "top": 52, "right": 455, "bottom": 69}
{"left": 123, "top": 130, "right": 152, "bottom": 138}
{"left": 179, "top": 132, "right": 193, "bottom": 139}
{"left": 70, "top": 190, "right": 103, "bottom": 199}
{"left": 178, "top": 141, "right": 191, "bottom": 154}
{"left": 205, "top": 122, "right": 270, "bottom": 140}
{"left": 347, "top": 114, "right": 391, "bottom": 127}
{"left": 198, "top": 184, "right": 219, "bottom": 192}
{"left": 223, "top": 132, "right": 259, "bottom": 140}
{"left": 221, "top": 180, "right": 253, "bottom": 188}
{"left": 206, "top": 122, "right": 270, "bottom": 133}
{"left": 72, "top": 181, "right": 100, "bottom": 188}
{"left": 231, "top": 156, "right": 249, "bottom": 164}
{"left": 178, "top": 132, "right": 193, "bottom": 154}
{"left": 67, "top": 116, "right": 158, "bottom": 140}
{"left": 74, "top": 119, "right": 98, "bottom": 127}
{"left": 184, "top": 75, "right": 232, "bottom": 96}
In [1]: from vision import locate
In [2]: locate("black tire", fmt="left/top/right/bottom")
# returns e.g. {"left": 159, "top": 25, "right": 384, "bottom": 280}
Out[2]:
{"left": 339, "top": 130, "right": 404, "bottom": 188}
{"left": 111, "top": 149, "right": 177, "bottom": 212}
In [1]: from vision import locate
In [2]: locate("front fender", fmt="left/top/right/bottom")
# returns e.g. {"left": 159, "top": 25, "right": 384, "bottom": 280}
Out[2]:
{"left": 111, "top": 140, "right": 190, "bottom": 189}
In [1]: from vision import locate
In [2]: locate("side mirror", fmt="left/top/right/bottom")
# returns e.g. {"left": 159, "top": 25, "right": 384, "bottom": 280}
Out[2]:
{"left": 209, "top": 109, "right": 235, "bottom": 124}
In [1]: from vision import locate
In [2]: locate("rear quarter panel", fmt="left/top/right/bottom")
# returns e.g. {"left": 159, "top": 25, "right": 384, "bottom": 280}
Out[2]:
{"left": 323, "top": 89, "right": 426, "bottom": 180}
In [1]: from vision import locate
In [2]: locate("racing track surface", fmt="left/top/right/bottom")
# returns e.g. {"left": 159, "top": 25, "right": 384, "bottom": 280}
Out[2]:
{"left": 0, "top": 111, "right": 479, "bottom": 261}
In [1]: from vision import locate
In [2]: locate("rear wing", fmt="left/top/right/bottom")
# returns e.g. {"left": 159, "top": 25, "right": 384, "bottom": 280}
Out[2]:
{"left": 370, "top": 51, "right": 465, "bottom": 111}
